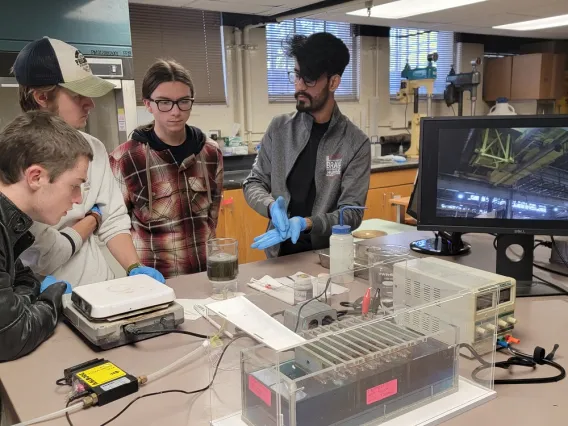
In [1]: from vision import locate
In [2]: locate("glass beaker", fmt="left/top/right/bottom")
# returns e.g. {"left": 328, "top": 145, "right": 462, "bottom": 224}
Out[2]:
{"left": 367, "top": 245, "right": 410, "bottom": 311}
{"left": 206, "top": 238, "right": 239, "bottom": 299}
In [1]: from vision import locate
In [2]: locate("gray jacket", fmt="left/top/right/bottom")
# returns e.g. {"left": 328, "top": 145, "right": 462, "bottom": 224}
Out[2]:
{"left": 243, "top": 104, "right": 371, "bottom": 257}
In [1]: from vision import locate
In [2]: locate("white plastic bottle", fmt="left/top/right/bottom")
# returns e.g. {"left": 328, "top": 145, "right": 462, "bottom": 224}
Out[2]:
{"left": 330, "top": 226, "right": 354, "bottom": 284}
{"left": 488, "top": 97, "right": 516, "bottom": 115}
{"left": 330, "top": 206, "right": 366, "bottom": 284}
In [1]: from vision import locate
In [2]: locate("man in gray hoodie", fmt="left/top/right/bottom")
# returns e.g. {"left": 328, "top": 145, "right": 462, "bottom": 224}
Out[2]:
{"left": 244, "top": 32, "right": 371, "bottom": 258}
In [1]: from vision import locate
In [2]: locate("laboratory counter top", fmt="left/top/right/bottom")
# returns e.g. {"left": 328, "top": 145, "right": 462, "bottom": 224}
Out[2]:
{"left": 223, "top": 169, "right": 251, "bottom": 190}
{"left": 222, "top": 160, "right": 419, "bottom": 189}
{"left": 1, "top": 231, "right": 567, "bottom": 426}
{"left": 370, "top": 158, "right": 419, "bottom": 172}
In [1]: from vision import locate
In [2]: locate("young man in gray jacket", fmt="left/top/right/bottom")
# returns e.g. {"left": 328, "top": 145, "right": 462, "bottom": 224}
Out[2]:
{"left": 244, "top": 32, "right": 371, "bottom": 258}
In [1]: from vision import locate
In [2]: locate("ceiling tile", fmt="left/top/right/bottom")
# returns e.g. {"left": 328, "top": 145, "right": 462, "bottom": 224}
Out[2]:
{"left": 453, "top": 13, "right": 541, "bottom": 27}
{"left": 187, "top": 0, "right": 274, "bottom": 14}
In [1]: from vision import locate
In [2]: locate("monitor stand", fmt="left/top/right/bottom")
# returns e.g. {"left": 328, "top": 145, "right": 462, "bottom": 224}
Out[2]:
{"left": 496, "top": 234, "right": 565, "bottom": 297}
{"left": 410, "top": 232, "right": 471, "bottom": 256}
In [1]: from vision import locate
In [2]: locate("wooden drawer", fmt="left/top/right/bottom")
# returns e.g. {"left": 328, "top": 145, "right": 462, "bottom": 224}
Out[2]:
{"left": 217, "top": 189, "right": 268, "bottom": 264}
{"left": 369, "top": 168, "right": 417, "bottom": 189}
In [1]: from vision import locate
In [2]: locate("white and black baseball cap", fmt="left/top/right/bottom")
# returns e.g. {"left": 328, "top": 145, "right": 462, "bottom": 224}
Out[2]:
{"left": 13, "top": 37, "right": 114, "bottom": 98}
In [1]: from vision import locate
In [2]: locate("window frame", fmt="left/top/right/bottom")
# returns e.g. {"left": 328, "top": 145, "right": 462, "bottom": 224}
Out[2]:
{"left": 389, "top": 27, "right": 455, "bottom": 100}
{"left": 265, "top": 18, "right": 360, "bottom": 103}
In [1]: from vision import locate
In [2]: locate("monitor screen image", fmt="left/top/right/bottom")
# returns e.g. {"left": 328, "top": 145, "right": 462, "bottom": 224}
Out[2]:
{"left": 436, "top": 127, "right": 568, "bottom": 221}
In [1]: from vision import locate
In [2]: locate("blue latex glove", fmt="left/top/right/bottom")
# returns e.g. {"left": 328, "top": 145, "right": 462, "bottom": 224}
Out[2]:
{"left": 252, "top": 229, "right": 286, "bottom": 250}
{"left": 40, "top": 275, "right": 72, "bottom": 294}
{"left": 252, "top": 217, "right": 307, "bottom": 249}
{"left": 128, "top": 266, "right": 166, "bottom": 284}
{"left": 90, "top": 204, "right": 102, "bottom": 216}
{"left": 288, "top": 217, "right": 307, "bottom": 244}
{"left": 269, "top": 196, "right": 289, "bottom": 239}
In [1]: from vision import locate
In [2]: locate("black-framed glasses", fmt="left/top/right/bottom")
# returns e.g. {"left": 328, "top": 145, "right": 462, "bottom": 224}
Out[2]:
{"left": 287, "top": 71, "right": 317, "bottom": 87}
{"left": 149, "top": 97, "right": 194, "bottom": 112}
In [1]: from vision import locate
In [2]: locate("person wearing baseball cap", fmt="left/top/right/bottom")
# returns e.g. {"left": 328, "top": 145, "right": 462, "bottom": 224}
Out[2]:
{"left": 12, "top": 37, "right": 165, "bottom": 287}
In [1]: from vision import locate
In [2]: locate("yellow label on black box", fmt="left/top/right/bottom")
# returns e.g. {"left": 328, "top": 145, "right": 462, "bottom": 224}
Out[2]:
{"left": 77, "top": 362, "right": 126, "bottom": 387}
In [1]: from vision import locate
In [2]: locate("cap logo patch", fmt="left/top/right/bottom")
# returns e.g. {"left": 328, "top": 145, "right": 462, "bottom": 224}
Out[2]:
{"left": 74, "top": 50, "right": 91, "bottom": 72}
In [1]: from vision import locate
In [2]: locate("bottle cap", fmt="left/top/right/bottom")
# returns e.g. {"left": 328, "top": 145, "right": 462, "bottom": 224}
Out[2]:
{"left": 332, "top": 224, "right": 352, "bottom": 234}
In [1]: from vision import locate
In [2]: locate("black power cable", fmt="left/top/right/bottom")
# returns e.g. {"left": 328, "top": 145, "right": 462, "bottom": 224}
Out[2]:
{"left": 460, "top": 343, "right": 565, "bottom": 385}
{"left": 551, "top": 236, "right": 568, "bottom": 270}
{"left": 294, "top": 277, "right": 332, "bottom": 333}
{"left": 491, "top": 235, "right": 568, "bottom": 296}
{"left": 534, "top": 263, "right": 568, "bottom": 279}
{"left": 65, "top": 393, "right": 88, "bottom": 426}
{"left": 100, "top": 335, "right": 247, "bottom": 426}
{"left": 125, "top": 328, "right": 209, "bottom": 339}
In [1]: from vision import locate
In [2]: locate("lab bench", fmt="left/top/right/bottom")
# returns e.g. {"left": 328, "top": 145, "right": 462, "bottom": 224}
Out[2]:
{"left": 0, "top": 231, "right": 566, "bottom": 426}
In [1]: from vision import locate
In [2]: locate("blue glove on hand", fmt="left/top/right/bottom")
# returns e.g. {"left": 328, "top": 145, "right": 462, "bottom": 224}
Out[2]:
{"left": 90, "top": 205, "right": 102, "bottom": 217}
{"left": 40, "top": 275, "right": 72, "bottom": 294}
{"left": 287, "top": 217, "right": 307, "bottom": 244}
{"left": 252, "top": 217, "right": 307, "bottom": 250}
{"left": 269, "top": 196, "right": 289, "bottom": 239}
{"left": 128, "top": 265, "right": 166, "bottom": 284}
{"left": 251, "top": 229, "right": 286, "bottom": 250}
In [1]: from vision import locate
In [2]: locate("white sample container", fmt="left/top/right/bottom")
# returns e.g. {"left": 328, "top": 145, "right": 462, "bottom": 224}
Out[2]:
{"left": 294, "top": 274, "right": 314, "bottom": 304}
{"left": 488, "top": 97, "right": 516, "bottom": 115}
{"left": 329, "top": 206, "right": 366, "bottom": 284}
{"left": 313, "top": 273, "right": 332, "bottom": 298}
{"left": 330, "top": 230, "right": 354, "bottom": 284}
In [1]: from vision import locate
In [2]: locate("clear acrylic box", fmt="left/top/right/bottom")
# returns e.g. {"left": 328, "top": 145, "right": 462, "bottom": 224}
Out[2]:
{"left": 208, "top": 260, "right": 500, "bottom": 426}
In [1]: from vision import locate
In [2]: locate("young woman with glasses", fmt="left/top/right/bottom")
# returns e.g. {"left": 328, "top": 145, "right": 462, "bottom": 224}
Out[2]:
{"left": 109, "top": 59, "right": 223, "bottom": 278}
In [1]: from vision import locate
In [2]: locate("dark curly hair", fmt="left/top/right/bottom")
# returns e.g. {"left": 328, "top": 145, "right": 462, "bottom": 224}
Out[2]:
{"left": 285, "top": 32, "right": 350, "bottom": 82}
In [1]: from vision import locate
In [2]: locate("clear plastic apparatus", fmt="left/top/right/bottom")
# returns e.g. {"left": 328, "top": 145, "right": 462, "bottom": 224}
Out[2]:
{"left": 367, "top": 244, "right": 417, "bottom": 312}
{"left": 239, "top": 300, "right": 498, "bottom": 425}
{"left": 208, "top": 264, "right": 500, "bottom": 426}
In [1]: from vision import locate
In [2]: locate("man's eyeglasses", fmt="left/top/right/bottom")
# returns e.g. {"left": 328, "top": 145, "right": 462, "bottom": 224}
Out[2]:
{"left": 287, "top": 71, "right": 317, "bottom": 87}
{"left": 149, "top": 98, "right": 194, "bottom": 112}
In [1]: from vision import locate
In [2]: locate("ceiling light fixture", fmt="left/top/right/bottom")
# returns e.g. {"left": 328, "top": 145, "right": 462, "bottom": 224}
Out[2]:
{"left": 348, "top": 0, "right": 487, "bottom": 20}
{"left": 494, "top": 14, "right": 568, "bottom": 31}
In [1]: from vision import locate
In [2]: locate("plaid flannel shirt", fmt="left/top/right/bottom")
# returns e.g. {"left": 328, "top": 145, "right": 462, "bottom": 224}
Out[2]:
{"left": 109, "top": 138, "right": 223, "bottom": 278}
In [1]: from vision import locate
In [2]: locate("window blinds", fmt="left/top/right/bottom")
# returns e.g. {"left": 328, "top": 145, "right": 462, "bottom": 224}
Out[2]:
{"left": 266, "top": 19, "right": 360, "bottom": 102}
{"left": 389, "top": 28, "right": 454, "bottom": 96}
{"left": 129, "top": 4, "right": 226, "bottom": 105}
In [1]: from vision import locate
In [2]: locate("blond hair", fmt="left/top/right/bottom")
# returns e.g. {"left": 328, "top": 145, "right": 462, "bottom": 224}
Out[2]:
{"left": 18, "top": 85, "right": 59, "bottom": 112}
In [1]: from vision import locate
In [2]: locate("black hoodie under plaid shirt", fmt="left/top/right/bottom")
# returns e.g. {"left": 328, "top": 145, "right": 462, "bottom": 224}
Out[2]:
{"left": 109, "top": 125, "right": 223, "bottom": 278}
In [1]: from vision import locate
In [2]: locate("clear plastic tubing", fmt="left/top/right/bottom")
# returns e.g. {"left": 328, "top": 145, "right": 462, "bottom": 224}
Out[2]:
{"left": 11, "top": 402, "right": 84, "bottom": 426}
{"left": 146, "top": 340, "right": 209, "bottom": 383}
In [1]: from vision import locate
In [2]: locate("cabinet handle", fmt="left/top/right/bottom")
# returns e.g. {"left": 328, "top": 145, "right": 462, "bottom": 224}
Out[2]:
{"left": 383, "top": 193, "right": 386, "bottom": 208}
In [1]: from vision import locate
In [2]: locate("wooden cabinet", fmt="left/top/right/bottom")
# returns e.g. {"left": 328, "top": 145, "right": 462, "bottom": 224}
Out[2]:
{"left": 511, "top": 53, "right": 566, "bottom": 100}
{"left": 363, "top": 188, "right": 387, "bottom": 221}
{"left": 216, "top": 189, "right": 268, "bottom": 264}
{"left": 364, "top": 169, "right": 416, "bottom": 221}
{"left": 484, "top": 53, "right": 566, "bottom": 101}
{"left": 364, "top": 183, "right": 414, "bottom": 221}
{"left": 483, "top": 57, "right": 513, "bottom": 102}
{"left": 383, "top": 183, "right": 414, "bottom": 222}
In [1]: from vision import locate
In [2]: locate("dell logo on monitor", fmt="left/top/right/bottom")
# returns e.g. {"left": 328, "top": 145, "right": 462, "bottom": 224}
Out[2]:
{"left": 514, "top": 230, "right": 526, "bottom": 234}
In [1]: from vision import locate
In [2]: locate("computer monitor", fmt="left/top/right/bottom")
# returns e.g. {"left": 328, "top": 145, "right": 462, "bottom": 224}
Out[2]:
{"left": 413, "top": 115, "right": 568, "bottom": 296}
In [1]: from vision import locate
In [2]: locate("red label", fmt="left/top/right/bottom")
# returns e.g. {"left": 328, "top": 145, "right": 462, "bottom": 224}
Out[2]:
{"left": 248, "top": 375, "right": 272, "bottom": 407}
{"left": 366, "top": 379, "right": 398, "bottom": 405}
